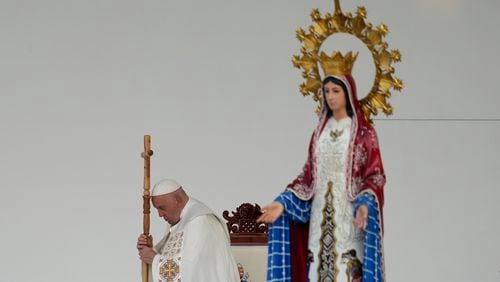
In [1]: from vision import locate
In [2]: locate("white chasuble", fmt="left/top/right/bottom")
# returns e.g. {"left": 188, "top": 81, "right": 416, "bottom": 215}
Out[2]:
{"left": 151, "top": 198, "right": 240, "bottom": 282}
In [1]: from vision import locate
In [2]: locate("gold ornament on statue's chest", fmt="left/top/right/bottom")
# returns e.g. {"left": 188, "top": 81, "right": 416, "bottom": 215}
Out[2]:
{"left": 330, "top": 129, "right": 345, "bottom": 141}
{"left": 292, "top": 0, "right": 404, "bottom": 122}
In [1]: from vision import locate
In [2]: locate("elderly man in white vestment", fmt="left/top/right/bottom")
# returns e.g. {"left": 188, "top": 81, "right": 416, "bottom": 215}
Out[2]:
{"left": 137, "top": 179, "right": 240, "bottom": 282}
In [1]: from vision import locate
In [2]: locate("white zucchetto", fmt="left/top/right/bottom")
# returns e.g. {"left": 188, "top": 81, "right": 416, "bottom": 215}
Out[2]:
{"left": 151, "top": 179, "right": 182, "bottom": 196}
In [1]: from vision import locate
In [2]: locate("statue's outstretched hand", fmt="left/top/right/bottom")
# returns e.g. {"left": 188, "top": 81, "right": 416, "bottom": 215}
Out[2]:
{"left": 257, "top": 202, "right": 284, "bottom": 224}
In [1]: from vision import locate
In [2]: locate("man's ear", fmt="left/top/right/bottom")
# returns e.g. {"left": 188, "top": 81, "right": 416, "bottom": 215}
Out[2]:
{"left": 174, "top": 194, "right": 182, "bottom": 204}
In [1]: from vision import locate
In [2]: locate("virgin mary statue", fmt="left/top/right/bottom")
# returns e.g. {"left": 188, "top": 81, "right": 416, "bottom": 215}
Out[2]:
{"left": 258, "top": 51, "right": 386, "bottom": 282}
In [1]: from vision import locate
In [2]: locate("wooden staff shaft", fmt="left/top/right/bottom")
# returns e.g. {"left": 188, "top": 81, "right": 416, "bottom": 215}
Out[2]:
{"left": 142, "top": 135, "right": 153, "bottom": 282}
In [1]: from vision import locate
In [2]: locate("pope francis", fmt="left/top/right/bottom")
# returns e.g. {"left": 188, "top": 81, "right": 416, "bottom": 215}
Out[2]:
{"left": 136, "top": 179, "right": 240, "bottom": 282}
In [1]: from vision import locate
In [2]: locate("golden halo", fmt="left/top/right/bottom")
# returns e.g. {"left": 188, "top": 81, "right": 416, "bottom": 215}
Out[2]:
{"left": 292, "top": 0, "right": 404, "bottom": 122}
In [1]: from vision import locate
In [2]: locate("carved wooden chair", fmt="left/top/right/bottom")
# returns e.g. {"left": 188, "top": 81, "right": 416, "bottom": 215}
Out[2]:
{"left": 223, "top": 203, "right": 268, "bottom": 282}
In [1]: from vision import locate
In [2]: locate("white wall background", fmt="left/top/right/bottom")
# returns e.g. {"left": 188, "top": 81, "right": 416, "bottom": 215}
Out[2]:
{"left": 1, "top": 0, "right": 499, "bottom": 281}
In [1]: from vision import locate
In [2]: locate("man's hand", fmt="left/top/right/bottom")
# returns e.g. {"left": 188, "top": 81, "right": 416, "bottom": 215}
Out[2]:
{"left": 353, "top": 205, "right": 368, "bottom": 230}
{"left": 136, "top": 234, "right": 153, "bottom": 250}
{"left": 257, "top": 202, "right": 284, "bottom": 224}
{"left": 139, "top": 247, "right": 157, "bottom": 264}
{"left": 137, "top": 234, "right": 155, "bottom": 264}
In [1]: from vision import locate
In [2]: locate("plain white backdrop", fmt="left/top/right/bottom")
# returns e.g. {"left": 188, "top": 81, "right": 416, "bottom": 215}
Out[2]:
{"left": 1, "top": 0, "right": 499, "bottom": 281}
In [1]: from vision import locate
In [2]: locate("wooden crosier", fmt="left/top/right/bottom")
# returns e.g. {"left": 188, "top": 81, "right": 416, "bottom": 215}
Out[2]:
{"left": 141, "top": 135, "right": 154, "bottom": 282}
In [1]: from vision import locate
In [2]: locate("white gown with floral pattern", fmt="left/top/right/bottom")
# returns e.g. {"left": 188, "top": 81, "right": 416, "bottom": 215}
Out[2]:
{"left": 308, "top": 117, "right": 365, "bottom": 282}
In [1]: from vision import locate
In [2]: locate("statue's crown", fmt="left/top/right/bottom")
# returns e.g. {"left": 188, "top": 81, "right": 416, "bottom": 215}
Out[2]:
{"left": 319, "top": 51, "right": 358, "bottom": 77}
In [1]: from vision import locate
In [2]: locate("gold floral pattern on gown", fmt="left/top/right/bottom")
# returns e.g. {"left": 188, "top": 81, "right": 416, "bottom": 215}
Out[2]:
{"left": 158, "top": 232, "right": 183, "bottom": 282}
{"left": 159, "top": 258, "right": 181, "bottom": 282}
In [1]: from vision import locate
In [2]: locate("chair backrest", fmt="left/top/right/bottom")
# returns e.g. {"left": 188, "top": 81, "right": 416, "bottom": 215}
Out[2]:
{"left": 223, "top": 203, "right": 268, "bottom": 282}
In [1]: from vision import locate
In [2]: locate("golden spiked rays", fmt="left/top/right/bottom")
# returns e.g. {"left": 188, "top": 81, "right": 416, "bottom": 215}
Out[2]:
{"left": 292, "top": 0, "right": 404, "bottom": 122}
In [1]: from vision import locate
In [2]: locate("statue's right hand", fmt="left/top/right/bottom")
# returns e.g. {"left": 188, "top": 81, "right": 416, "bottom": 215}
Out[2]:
{"left": 136, "top": 234, "right": 153, "bottom": 250}
{"left": 257, "top": 202, "right": 284, "bottom": 224}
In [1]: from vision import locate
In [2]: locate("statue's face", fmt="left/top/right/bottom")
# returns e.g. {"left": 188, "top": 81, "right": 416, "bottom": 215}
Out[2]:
{"left": 323, "top": 81, "right": 346, "bottom": 114}
{"left": 152, "top": 194, "right": 182, "bottom": 225}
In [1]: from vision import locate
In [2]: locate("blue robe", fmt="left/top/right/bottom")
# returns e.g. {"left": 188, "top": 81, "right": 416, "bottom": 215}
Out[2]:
{"left": 266, "top": 191, "right": 383, "bottom": 282}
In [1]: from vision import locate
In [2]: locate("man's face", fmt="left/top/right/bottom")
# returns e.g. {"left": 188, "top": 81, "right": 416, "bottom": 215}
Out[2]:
{"left": 151, "top": 194, "right": 182, "bottom": 225}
